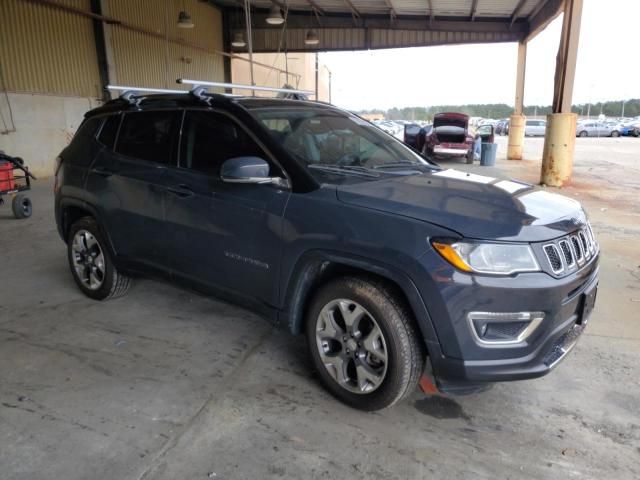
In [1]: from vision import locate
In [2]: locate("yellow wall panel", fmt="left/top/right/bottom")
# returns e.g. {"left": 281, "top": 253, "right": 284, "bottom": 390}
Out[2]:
{"left": 107, "top": 0, "right": 225, "bottom": 90}
{"left": 0, "top": 0, "right": 101, "bottom": 97}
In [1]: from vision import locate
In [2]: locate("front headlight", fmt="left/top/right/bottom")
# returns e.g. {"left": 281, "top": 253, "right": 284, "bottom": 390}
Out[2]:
{"left": 432, "top": 240, "right": 540, "bottom": 275}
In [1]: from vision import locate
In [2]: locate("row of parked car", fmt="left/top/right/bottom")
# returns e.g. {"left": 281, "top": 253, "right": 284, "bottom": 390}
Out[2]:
{"left": 489, "top": 117, "right": 640, "bottom": 138}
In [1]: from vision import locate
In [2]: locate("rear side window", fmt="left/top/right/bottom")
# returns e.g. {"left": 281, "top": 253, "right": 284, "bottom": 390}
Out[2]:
{"left": 116, "top": 110, "right": 181, "bottom": 165}
{"left": 74, "top": 117, "right": 102, "bottom": 140}
{"left": 180, "top": 111, "right": 268, "bottom": 177}
{"left": 97, "top": 114, "right": 121, "bottom": 149}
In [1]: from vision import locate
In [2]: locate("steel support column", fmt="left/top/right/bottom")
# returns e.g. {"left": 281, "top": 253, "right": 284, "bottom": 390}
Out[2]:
{"left": 507, "top": 41, "right": 527, "bottom": 160}
{"left": 540, "top": 0, "right": 583, "bottom": 186}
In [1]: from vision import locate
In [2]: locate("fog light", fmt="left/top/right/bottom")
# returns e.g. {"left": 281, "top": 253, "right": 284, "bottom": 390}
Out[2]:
{"left": 468, "top": 311, "right": 544, "bottom": 346}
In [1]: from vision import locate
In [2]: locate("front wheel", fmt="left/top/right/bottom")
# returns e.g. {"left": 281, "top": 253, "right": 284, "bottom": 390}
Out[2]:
{"left": 306, "top": 277, "right": 424, "bottom": 411}
{"left": 67, "top": 217, "right": 131, "bottom": 300}
{"left": 611, "top": 130, "right": 620, "bottom": 137}
{"left": 579, "top": 131, "right": 588, "bottom": 137}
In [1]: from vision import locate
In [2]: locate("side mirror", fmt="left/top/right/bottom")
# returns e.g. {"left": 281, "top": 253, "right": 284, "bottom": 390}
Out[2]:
{"left": 220, "top": 156, "right": 287, "bottom": 187}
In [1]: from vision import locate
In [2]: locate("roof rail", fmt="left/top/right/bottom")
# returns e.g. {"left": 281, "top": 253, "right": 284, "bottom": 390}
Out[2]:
{"left": 177, "top": 79, "right": 314, "bottom": 97}
{"left": 105, "top": 84, "right": 230, "bottom": 106}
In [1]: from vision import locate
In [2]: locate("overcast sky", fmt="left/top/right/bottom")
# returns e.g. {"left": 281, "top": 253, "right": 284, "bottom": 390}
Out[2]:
{"left": 319, "top": 0, "right": 640, "bottom": 111}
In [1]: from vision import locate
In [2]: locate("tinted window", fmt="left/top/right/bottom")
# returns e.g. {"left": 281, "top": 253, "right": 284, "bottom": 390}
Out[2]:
{"left": 97, "top": 114, "right": 121, "bottom": 149}
{"left": 74, "top": 117, "right": 102, "bottom": 140}
{"left": 180, "top": 111, "right": 266, "bottom": 177}
{"left": 116, "top": 110, "right": 181, "bottom": 165}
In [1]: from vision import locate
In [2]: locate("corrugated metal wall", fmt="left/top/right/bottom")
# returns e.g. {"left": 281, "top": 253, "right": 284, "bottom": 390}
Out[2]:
{"left": 0, "top": 0, "right": 101, "bottom": 97}
{"left": 0, "top": 0, "right": 224, "bottom": 98}
{"left": 108, "top": 0, "right": 225, "bottom": 91}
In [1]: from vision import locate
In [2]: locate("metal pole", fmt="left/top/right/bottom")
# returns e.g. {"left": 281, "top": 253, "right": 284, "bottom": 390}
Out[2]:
{"left": 315, "top": 52, "right": 319, "bottom": 100}
{"left": 243, "top": 0, "right": 255, "bottom": 95}
{"left": 621, "top": 100, "right": 625, "bottom": 118}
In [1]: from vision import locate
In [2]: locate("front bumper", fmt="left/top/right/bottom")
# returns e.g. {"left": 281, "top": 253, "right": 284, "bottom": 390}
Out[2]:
{"left": 415, "top": 249, "right": 599, "bottom": 392}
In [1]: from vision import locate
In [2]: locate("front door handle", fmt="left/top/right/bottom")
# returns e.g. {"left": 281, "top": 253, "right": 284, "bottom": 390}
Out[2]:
{"left": 167, "top": 184, "right": 195, "bottom": 198}
{"left": 91, "top": 167, "right": 114, "bottom": 177}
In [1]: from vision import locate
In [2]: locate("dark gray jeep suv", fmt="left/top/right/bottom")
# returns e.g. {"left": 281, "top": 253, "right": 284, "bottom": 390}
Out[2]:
{"left": 55, "top": 91, "right": 599, "bottom": 410}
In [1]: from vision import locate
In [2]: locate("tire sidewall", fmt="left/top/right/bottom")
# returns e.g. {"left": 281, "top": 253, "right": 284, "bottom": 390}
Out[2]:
{"left": 305, "top": 278, "right": 414, "bottom": 410}
{"left": 67, "top": 217, "right": 117, "bottom": 301}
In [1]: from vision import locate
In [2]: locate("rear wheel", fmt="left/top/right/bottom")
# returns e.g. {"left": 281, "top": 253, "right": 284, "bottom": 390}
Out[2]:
{"left": 12, "top": 194, "right": 32, "bottom": 219}
{"left": 611, "top": 130, "right": 620, "bottom": 137}
{"left": 579, "top": 130, "right": 588, "bottom": 137}
{"left": 67, "top": 217, "right": 131, "bottom": 300}
{"left": 306, "top": 277, "right": 423, "bottom": 411}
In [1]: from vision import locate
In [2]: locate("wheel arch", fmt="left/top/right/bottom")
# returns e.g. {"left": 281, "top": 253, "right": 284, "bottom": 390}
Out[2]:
{"left": 279, "top": 250, "right": 441, "bottom": 352}
{"left": 57, "top": 198, "right": 118, "bottom": 261}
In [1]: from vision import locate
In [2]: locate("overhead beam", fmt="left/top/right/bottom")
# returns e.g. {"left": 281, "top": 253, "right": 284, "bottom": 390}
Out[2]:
{"left": 305, "top": 0, "right": 325, "bottom": 15}
{"left": 470, "top": 0, "right": 478, "bottom": 21}
{"left": 510, "top": 0, "right": 528, "bottom": 27}
{"left": 248, "top": 11, "right": 529, "bottom": 33}
{"left": 383, "top": 0, "right": 397, "bottom": 20}
{"left": 526, "top": 0, "right": 563, "bottom": 41}
{"left": 342, "top": 0, "right": 361, "bottom": 18}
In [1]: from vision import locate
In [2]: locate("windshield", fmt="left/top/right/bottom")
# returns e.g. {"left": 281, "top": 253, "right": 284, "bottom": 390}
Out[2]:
{"left": 249, "top": 107, "right": 435, "bottom": 174}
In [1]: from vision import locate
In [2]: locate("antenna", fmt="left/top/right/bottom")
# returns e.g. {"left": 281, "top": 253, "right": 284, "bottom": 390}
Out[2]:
{"left": 177, "top": 79, "right": 314, "bottom": 97}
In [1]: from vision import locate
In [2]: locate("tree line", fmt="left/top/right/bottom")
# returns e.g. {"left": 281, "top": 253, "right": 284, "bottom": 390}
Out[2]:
{"left": 359, "top": 99, "right": 640, "bottom": 121}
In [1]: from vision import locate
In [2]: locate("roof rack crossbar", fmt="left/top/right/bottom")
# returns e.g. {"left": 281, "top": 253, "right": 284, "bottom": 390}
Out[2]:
{"left": 177, "top": 78, "right": 314, "bottom": 96}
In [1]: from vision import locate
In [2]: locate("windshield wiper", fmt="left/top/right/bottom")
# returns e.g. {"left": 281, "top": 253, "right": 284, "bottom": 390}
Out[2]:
{"left": 373, "top": 161, "right": 439, "bottom": 170}
{"left": 308, "top": 164, "right": 380, "bottom": 178}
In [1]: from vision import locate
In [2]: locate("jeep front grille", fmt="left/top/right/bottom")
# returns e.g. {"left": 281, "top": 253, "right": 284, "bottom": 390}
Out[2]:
{"left": 543, "top": 224, "right": 597, "bottom": 276}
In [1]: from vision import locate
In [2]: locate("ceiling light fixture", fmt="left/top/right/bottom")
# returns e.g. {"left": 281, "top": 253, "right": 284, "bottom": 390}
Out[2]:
{"left": 177, "top": 10, "right": 194, "bottom": 28}
{"left": 304, "top": 29, "right": 319, "bottom": 45}
{"left": 231, "top": 31, "right": 247, "bottom": 48}
{"left": 266, "top": 4, "right": 285, "bottom": 25}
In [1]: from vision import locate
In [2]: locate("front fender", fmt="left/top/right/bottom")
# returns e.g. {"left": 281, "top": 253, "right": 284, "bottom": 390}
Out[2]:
{"left": 278, "top": 249, "right": 442, "bottom": 356}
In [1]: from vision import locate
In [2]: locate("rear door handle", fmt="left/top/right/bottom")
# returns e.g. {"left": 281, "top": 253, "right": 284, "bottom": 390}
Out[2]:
{"left": 167, "top": 184, "right": 195, "bottom": 198}
{"left": 91, "top": 167, "right": 114, "bottom": 177}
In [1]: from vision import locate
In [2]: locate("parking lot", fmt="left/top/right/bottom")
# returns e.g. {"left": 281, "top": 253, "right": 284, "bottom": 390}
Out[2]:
{"left": 1, "top": 136, "right": 638, "bottom": 480}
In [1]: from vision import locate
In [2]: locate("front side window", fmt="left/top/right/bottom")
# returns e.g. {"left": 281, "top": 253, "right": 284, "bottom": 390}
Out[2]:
{"left": 250, "top": 107, "right": 432, "bottom": 172}
{"left": 116, "top": 110, "right": 181, "bottom": 165}
{"left": 179, "top": 110, "right": 267, "bottom": 177}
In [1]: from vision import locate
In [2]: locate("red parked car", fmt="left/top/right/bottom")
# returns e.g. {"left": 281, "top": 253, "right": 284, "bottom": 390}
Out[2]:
{"left": 425, "top": 112, "right": 476, "bottom": 163}
{"left": 403, "top": 113, "right": 494, "bottom": 163}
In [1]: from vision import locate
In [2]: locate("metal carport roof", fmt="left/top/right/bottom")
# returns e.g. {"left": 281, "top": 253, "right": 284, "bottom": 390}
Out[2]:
{"left": 211, "top": 0, "right": 565, "bottom": 52}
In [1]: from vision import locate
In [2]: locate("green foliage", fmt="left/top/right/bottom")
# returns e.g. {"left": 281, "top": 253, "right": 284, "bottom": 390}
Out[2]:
{"left": 358, "top": 99, "right": 640, "bottom": 120}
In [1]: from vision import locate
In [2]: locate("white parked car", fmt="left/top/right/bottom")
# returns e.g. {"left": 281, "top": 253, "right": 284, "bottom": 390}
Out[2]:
{"left": 576, "top": 122, "right": 618, "bottom": 137}
{"left": 525, "top": 119, "right": 547, "bottom": 136}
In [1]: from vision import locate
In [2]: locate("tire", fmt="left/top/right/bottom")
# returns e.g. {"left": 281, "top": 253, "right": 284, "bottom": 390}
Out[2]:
{"left": 579, "top": 131, "right": 588, "bottom": 137}
{"left": 67, "top": 216, "right": 131, "bottom": 301}
{"left": 12, "top": 194, "right": 32, "bottom": 219}
{"left": 305, "top": 277, "right": 424, "bottom": 411}
{"left": 611, "top": 131, "right": 620, "bottom": 137}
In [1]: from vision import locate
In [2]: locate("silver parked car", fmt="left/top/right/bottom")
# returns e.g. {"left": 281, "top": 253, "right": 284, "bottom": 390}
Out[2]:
{"left": 524, "top": 119, "right": 547, "bottom": 136}
{"left": 576, "top": 121, "right": 618, "bottom": 137}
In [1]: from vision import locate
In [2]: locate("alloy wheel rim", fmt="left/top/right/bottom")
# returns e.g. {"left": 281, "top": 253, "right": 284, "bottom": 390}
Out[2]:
{"left": 315, "top": 299, "right": 388, "bottom": 394}
{"left": 71, "top": 230, "right": 105, "bottom": 290}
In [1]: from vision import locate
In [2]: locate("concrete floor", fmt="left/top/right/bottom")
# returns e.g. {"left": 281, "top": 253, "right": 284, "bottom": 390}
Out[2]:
{"left": 1, "top": 136, "right": 639, "bottom": 480}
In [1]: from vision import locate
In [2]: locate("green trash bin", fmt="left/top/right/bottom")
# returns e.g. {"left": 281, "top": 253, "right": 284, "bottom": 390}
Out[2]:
{"left": 480, "top": 142, "right": 497, "bottom": 166}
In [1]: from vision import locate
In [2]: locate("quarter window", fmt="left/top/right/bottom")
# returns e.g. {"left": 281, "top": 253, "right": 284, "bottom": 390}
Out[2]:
{"left": 116, "top": 110, "right": 181, "bottom": 165}
{"left": 180, "top": 111, "right": 268, "bottom": 177}
{"left": 97, "top": 114, "right": 121, "bottom": 149}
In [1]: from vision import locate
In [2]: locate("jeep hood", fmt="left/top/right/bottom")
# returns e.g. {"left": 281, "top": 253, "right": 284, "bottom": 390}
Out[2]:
{"left": 336, "top": 169, "right": 586, "bottom": 242}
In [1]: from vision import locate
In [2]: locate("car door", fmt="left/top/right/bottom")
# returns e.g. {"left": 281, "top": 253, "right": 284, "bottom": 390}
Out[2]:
{"left": 164, "top": 109, "right": 290, "bottom": 306}
{"left": 86, "top": 109, "right": 181, "bottom": 271}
